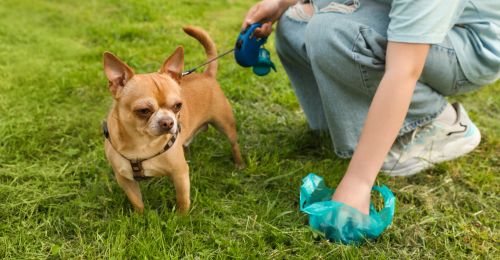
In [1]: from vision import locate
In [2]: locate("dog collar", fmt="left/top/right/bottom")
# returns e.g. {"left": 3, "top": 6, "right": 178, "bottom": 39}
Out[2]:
{"left": 102, "top": 120, "right": 181, "bottom": 181}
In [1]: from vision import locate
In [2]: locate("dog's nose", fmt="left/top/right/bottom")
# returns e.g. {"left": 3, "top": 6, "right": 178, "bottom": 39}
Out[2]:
{"left": 159, "top": 117, "right": 174, "bottom": 131}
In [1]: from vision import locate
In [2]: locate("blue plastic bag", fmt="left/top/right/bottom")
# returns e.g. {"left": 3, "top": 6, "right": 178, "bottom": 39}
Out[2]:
{"left": 300, "top": 173, "right": 396, "bottom": 244}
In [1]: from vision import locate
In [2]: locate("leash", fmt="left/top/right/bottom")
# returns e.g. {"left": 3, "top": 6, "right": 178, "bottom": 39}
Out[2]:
{"left": 182, "top": 23, "right": 276, "bottom": 77}
{"left": 182, "top": 48, "right": 235, "bottom": 77}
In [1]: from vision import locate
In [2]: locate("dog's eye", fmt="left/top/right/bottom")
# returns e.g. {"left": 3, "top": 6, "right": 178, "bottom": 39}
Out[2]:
{"left": 173, "top": 102, "right": 182, "bottom": 112}
{"left": 135, "top": 108, "right": 151, "bottom": 117}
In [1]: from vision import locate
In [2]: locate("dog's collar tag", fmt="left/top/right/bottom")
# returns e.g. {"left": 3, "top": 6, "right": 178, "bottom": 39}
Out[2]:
{"left": 102, "top": 120, "right": 181, "bottom": 181}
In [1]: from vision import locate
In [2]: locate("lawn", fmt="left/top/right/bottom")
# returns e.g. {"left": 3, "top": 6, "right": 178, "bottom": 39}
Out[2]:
{"left": 0, "top": 0, "right": 498, "bottom": 258}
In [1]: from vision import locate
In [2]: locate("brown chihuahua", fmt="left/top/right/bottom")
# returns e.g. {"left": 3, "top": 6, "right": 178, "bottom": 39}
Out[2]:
{"left": 102, "top": 26, "right": 244, "bottom": 214}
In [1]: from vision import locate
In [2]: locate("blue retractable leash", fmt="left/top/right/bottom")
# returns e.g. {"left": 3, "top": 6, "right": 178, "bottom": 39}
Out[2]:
{"left": 234, "top": 23, "right": 276, "bottom": 76}
{"left": 182, "top": 23, "right": 276, "bottom": 77}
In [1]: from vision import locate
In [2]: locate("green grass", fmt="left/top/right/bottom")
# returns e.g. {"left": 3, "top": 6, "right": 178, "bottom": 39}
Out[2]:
{"left": 0, "top": 0, "right": 498, "bottom": 258}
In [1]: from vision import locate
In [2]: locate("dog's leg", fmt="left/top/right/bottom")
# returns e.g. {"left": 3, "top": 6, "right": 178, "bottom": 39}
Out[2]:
{"left": 115, "top": 172, "right": 144, "bottom": 213}
{"left": 172, "top": 163, "right": 191, "bottom": 214}
{"left": 211, "top": 107, "right": 245, "bottom": 169}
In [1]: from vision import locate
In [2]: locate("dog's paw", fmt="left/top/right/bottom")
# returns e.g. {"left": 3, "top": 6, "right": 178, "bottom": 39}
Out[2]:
{"left": 177, "top": 206, "right": 190, "bottom": 215}
{"left": 235, "top": 161, "right": 246, "bottom": 170}
{"left": 176, "top": 200, "right": 190, "bottom": 215}
{"left": 134, "top": 205, "right": 145, "bottom": 214}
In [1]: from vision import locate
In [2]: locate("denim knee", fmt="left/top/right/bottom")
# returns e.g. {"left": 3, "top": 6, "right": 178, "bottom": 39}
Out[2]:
{"left": 304, "top": 14, "right": 360, "bottom": 70}
{"left": 304, "top": 13, "right": 375, "bottom": 93}
{"left": 275, "top": 23, "right": 292, "bottom": 62}
{"left": 275, "top": 12, "right": 309, "bottom": 64}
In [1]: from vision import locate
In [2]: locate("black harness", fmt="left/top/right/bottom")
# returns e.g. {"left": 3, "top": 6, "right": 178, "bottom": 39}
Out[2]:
{"left": 102, "top": 121, "right": 181, "bottom": 181}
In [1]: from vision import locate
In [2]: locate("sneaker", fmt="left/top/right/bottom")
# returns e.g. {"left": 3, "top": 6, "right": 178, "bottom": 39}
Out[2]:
{"left": 382, "top": 103, "right": 481, "bottom": 177}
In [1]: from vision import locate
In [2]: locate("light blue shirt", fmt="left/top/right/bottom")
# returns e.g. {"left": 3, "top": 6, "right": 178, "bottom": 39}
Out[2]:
{"left": 381, "top": 0, "right": 499, "bottom": 86}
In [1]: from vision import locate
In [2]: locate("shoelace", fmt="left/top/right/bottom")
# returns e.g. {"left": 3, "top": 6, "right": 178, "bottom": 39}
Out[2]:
{"left": 393, "top": 123, "right": 436, "bottom": 153}
{"left": 384, "top": 123, "right": 437, "bottom": 171}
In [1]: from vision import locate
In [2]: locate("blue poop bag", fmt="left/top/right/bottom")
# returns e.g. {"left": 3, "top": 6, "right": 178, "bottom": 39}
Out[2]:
{"left": 300, "top": 173, "right": 396, "bottom": 244}
{"left": 252, "top": 48, "right": 276, "bottom": 76}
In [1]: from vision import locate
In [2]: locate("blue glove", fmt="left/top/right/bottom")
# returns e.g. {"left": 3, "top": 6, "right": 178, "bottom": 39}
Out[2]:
{"left": 300, "top": 173, "right": 396, "bottom": 244}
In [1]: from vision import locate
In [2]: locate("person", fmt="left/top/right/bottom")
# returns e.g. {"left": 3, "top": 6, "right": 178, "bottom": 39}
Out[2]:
{"left": 241, "top": 0, "right": 499, "bottom": 214}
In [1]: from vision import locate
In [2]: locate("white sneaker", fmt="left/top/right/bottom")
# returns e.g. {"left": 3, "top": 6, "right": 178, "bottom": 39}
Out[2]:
{"left": 382, "top": 103, "right": 481, "bottom": 177}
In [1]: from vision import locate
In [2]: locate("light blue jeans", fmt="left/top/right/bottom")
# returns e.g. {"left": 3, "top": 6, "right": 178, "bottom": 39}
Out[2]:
{"left": 275, "top": 0, "right": 482, "bottom": 158}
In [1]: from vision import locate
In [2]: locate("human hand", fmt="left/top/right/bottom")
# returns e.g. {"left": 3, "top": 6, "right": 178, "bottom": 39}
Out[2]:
{"left": 241, "top": 0, "right": 297, "bottom": 38}
{"left": 331, "top": 174, "right": 372, "bottom": 215}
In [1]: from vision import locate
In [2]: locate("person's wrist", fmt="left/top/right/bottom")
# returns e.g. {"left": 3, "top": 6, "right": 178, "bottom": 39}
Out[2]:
{"left": 332, "top": 173, "right": 372, "bottom": 214}
{"left": 278, "top": 0, "right": 298, "bottom": 13}
{"left": 340, "top": 171, "right": 373, "bottom": 191}
{"left": 344, "top": 158, "right": 381, "bottom": 188}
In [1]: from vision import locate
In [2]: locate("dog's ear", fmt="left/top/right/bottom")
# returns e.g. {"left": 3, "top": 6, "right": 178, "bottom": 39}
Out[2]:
{"left": 160, "top": 46, "right": 184, "bottom": 83}
{"left": 103, "top": 52, "right": 135, "bottom": 97}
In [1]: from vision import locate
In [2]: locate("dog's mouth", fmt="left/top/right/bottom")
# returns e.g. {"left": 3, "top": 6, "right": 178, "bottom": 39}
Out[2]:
{"left": 145, "top": 123, "right": 177, "bottom": 137}
{"left": 152, "top": 126, "right": 177, "bottom": 137}
{"left": 168, "top": 124, "right": 178, "bottom": 135}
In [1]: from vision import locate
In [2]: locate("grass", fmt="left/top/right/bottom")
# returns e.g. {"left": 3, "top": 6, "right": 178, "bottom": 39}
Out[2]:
{"left": 0, "top": 0, "right": 498, "bottom": 258}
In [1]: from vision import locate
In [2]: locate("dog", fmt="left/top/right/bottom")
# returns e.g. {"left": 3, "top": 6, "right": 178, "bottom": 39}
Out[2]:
{"left": 102, "top": 26, "right": 244, "bottom": 214}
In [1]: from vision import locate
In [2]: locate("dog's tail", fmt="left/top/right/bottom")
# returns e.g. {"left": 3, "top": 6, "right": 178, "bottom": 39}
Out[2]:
{"left": 183, "top": 26, "right": 217, "bottom": 78}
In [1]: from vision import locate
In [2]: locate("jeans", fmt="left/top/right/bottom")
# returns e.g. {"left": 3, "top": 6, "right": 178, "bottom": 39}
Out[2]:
{"left": 275, "top": 0, "right": 482, "bottom": 158}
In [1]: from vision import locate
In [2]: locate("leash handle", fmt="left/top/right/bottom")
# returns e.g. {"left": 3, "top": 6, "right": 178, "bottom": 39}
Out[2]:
{"left": 234, "top": 23, "right": 267, "bottom": 67}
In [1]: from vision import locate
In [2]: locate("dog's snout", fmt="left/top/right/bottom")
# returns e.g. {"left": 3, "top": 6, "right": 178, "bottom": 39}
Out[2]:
{"left": 159, "top": 117, "right": 174, "bottom": 130}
